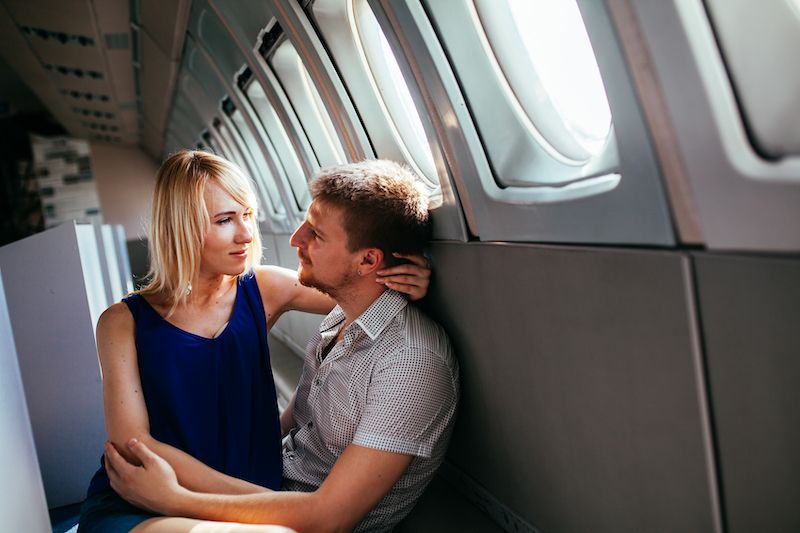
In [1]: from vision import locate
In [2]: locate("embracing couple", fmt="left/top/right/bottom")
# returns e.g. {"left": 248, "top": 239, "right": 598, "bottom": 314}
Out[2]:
{"left": 77, "top": 151, "right": 459, "bottom": 533}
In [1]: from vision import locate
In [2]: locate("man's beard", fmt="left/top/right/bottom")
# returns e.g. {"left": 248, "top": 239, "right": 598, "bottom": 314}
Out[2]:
{"left": 297, "top": 264, "right": 357, "bottom": 300}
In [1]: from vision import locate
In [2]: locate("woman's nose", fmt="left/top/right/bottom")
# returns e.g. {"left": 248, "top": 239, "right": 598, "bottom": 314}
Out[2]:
{"left": 237, "top": 220, "right": 253, "bottom": 243}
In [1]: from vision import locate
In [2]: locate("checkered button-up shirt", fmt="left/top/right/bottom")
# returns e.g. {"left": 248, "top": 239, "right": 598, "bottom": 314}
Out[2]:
{"left": 282, "top": 290, "right": 459, "bottom": 532}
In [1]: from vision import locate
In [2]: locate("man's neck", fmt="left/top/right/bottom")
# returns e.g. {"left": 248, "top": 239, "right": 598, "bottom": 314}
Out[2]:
{"left": 333, "top": 278, "right": 387, "bottom": 329}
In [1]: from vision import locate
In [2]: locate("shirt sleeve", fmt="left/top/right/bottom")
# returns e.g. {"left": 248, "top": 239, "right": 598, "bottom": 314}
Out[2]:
{"left": 352, "top": 346, "right": 458, "bottom": 458}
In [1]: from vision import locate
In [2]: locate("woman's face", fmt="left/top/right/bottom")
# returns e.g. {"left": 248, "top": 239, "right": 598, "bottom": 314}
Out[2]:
{"left": 199, "top": 181, "right": 255, "bottom": 277}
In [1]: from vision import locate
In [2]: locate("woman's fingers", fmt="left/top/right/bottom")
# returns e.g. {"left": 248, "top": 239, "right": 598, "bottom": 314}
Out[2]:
{"left": 375, "top": 253, "right": 432, "bottom": 301}
{"left": 377, "top": 260, "right": 431, "bottom": 280}
{"left": 390, "top": 252, "right": 430, "bottom": 269}
{"left": 382, "top": 280, "right": 426, "bottom": 300}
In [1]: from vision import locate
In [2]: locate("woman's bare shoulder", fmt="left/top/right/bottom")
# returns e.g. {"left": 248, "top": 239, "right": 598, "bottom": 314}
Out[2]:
{"left": 97, "top": 301, "right": 134, "bottom": 334}
{"left": 253, "top": 265, "right": 299, "bottom": 291}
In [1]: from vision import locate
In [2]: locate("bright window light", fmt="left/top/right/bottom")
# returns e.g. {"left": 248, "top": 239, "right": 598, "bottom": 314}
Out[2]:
{"left": 270, "top": 40, "right": 347, "bottom": 168}
{"left": 476, "top": 0, "right": 612, "bottom": 162}
{"left": 221, "top": 116, "right": 284, "bottom": 216}
{"left": 354, "top": 1, "right": 440, "bottom": 189}
{"left": 245, "top": 79, "right": 311, "bottom": 210}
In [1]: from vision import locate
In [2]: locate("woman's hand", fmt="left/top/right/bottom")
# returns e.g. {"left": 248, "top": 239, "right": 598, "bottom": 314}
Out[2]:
{"left": 376, "top": 253, "right": 432, "bottom": 301}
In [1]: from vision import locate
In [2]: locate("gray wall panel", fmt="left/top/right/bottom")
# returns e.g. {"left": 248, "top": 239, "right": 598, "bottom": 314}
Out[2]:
{"left": 425, "top": 242, "right": 719, "bottom": 533}
{"left": 0, "top": 223, "right": 107, "bottom": 508}
{"left": 0, "top": 272, "right": 51, "bottom": 531}
{"left": 693, "top": 253, "right": 800, "bottom": 533}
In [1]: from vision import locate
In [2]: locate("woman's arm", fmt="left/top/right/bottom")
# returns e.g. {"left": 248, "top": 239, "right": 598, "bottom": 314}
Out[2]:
{"left": 97, "top": 303, "right": 267, "bottom": 495}
{"left": 255, "top": 254, "right": 432, "bottom": 327}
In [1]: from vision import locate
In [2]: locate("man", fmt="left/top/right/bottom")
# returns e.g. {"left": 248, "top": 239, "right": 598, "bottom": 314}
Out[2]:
{"left": 105, "top": 160, "right": 460, "bottom": 533}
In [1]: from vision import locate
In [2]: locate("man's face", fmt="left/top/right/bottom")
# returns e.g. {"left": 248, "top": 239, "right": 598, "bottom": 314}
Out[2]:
{"left": 289, "top": 200, "right": 359, "bottom": 297}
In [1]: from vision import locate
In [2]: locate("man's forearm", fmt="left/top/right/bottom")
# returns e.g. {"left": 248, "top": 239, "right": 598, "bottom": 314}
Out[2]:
{"left": 143, "top": 437, "right": 268, "bottom": 496}
{"left": 166, "top": 488, "right": 328, "bottom": 532}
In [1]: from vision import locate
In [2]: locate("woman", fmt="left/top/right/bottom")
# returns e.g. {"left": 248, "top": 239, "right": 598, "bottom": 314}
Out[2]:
{"left": 77, "top": 150, "right": 431, "bottom": 532}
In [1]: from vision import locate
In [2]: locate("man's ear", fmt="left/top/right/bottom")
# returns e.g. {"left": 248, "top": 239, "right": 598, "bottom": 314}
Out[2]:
{"left": 358, "top": 248, "right": 384, "bottom": 276}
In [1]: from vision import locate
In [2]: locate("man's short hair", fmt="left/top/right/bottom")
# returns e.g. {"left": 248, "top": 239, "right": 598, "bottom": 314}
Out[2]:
{"left": 310, "top": 159, "right": 432, "bottom": 266}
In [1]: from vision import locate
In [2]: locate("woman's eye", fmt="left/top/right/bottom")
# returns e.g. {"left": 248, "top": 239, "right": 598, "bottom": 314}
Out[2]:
{"left": 216, "top": 218, "right": 231, "bottom": 225}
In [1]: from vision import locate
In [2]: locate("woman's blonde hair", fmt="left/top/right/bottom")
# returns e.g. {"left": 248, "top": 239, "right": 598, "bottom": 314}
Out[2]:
{"left": 138, "top": 150, "right": 262, "bottom": 313}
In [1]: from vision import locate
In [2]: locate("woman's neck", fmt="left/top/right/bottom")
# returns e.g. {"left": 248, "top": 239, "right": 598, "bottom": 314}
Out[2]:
{"left": 187, "top": 274, "right": 237, "bottom": 306}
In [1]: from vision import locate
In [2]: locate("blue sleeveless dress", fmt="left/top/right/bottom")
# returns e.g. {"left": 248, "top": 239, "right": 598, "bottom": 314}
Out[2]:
{"left": 84, "top": 272, "right": 282, "bottom": 499}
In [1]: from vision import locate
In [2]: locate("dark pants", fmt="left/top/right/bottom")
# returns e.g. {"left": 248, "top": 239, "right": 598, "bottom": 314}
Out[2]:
{"left": 77, "top": 489, "right": 157, "bottom": 533}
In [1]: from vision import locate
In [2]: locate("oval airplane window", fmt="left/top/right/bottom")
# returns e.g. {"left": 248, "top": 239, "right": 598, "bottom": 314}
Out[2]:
{"left": 269, "top": 39, "right": 347, "bottom": 170}
{"left": 244, "top": 78, "right": 312, "bottom": 210}
{"left": 705, "top": 0, "right": 800, "bottom": 161}
{"left": 352, "top": 1, "right": 440, "bottom": 191}
{"left": 473, "top": 0, "right": 612, "bottom": 164}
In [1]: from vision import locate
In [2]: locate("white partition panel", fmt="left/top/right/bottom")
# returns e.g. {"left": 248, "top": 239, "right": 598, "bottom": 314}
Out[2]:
{"left": 0, "top": 222, "right": 107, "bottom": 508}
{"left": 113, "top": 225, "right": 135, "bottom": 295}
{"left": 0, "top": 270, "right": 51, "bottom": 531}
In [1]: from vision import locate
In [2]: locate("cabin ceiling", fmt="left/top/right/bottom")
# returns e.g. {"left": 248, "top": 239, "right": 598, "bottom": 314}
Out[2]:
{"left": 0, "top": 0, "right": 191, "bottom": 160}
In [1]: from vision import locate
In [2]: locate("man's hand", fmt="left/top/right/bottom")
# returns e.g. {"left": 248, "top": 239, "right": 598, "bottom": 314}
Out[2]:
{"left": 105, "top": 439, "right": 188, "bottom": 515}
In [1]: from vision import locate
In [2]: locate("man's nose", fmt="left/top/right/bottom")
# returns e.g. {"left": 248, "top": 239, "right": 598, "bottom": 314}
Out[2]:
{"left": 290, "top": 222, "right": 307, "bottom": 248}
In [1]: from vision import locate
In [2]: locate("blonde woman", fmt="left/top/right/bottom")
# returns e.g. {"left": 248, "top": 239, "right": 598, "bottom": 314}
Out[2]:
{"left": 77, "top": 150, "right": 431, "bottom": 532}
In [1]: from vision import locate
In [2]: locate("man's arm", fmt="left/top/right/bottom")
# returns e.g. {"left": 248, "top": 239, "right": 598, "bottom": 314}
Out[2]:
{"left": 99, "top": 304, "right": 266, "bottom": 496}
{"left": 106, "top": 439, "right": 412, "bottom": 533}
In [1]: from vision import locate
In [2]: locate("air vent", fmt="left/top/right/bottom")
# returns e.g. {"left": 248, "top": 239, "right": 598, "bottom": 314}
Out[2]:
{"left": 45, "top": 64, "right": 104, "bottom": 80}
{"left": 59, "top": 89, "right": 111, "bottom": 102}
{"left": 73, "top": 108, "right": 115, "bottom": 119}
{"left": 104, "top": 32, "right": 130, "bottom": 50}
{"left": 90, "top": 133, "right": 122, "bottom": 143}
{"left": 81, "top": 121, "right": 120, "bottom": 132}
{"left": 20, "top": 26, "right": 95, "bottom": 46}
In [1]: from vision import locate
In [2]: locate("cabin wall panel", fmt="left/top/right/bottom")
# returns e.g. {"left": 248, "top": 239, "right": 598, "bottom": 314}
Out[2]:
{"left": 0, "top": 272, "right": 51, "bottom": 531}
{"left": 89, "top": 141, "right": 158, "bottom": 241}
{"left": 693, "top": 253, "right": 800, "bottom": 533}
{"left": 425, "top": 241, "right": 719, "bottom": 533}
{"left": 0, "top": 222, "right": 107, "bottom": 508}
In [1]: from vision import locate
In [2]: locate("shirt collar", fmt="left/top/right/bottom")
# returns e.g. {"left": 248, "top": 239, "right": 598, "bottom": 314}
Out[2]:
{"left": 319, "top": 305, "right": 345, "bottom": 333}
{"left": 318, "top": 290, "right": 408, "bottom": 341}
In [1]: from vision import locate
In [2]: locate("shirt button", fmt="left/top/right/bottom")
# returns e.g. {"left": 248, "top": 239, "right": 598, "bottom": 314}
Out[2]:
{"left": 308, "top": 421, "right": 314, "bottom": 429}
{"left": 315, "top": 378, "right": 321, "bottom": 386}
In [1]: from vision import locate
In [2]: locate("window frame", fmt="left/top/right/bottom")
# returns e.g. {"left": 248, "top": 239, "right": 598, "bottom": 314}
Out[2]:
{"left": 393, "top": 0, "right": 675, "bottom": 244}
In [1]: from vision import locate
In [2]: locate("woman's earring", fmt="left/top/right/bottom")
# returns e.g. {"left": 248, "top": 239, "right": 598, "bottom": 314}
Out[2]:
{"left": 186, "top": 282, "right": 193, "bottom": 295}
